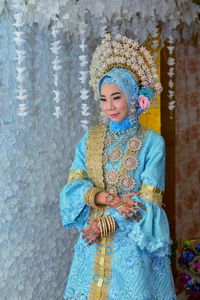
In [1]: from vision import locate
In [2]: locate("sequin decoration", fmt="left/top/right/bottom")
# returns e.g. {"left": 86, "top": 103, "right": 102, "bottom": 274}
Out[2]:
{"left": 107, "top": 148, "right": 123, "bottom": 163}
{"left": 121, "top": 176, "right": 136, "bottom": 190}
{"left": 106, "top": 169, "right": 120, "bottom": 185}
{"left": 128, "top": 137, "right": 142, "bottom": 152}
{"left": 123, "top": 157, "right": 139, "bottom": 170}
{"left": 103, "top": 126, "right": 150, "bottom": 194}
{"left": 107, "top": 186, "right": 118, "bottom": 195}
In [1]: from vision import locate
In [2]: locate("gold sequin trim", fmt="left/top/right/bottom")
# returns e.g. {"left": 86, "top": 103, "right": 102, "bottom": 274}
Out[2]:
{"left": 67, "top": 169, "right": 87, "bottom": 183}
{"left": 89, "top": 236, "right": 113, "bottom": 300}
{"left": 86, "top": 125, "right": 107, "bottom": 220}
{"left": 139, "top": 182, "right": 163, "bottom": 207}
{"left": 86, "top": 125, "right": 113, "bottom": 300}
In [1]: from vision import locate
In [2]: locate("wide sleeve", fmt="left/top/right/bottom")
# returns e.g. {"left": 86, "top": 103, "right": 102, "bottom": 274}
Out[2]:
{"left": 59, "top": 130, "right": 93, "bottom": 230}
{"left": 105, "top": 132, "right": 171, "bottom": 257}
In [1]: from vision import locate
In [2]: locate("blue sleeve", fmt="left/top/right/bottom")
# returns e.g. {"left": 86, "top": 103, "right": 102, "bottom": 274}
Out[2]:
{"left": 59, "top": 130, "right": 93, "bottom": 230}
{"left": 105, "top": 132, "right": 171, "bottom": 256}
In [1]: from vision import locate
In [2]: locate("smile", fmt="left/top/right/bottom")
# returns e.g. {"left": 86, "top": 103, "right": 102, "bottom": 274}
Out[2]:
{"left": 109, "top": 113, "right": 120, "bottom": 118}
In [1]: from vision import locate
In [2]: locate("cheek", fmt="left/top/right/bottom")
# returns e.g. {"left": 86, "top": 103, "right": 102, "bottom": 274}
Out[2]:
{"left": 120, "top": 101, "right": 129, "bottom": 113}
{"left": 101, "top": 102, "right": 106, "bottom": 111}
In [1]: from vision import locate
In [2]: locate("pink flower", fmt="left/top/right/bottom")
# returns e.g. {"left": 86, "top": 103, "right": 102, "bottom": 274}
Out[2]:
{"left": 138, "top": 95, "right": 150, "bottom": 110}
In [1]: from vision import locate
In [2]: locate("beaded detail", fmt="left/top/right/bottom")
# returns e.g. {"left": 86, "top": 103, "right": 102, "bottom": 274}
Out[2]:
{"left": 103, "top": 125, "right": 149, "bottom": 194}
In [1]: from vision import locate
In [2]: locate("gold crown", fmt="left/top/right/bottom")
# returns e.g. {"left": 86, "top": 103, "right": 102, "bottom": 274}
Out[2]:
{"left": 89, "top": 34, "right": 162, "bottom": 100}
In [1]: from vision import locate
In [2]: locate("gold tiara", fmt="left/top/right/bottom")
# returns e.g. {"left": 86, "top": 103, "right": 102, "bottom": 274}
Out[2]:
{"left": 89, "top": 34, "right": 162, "bottom": 100}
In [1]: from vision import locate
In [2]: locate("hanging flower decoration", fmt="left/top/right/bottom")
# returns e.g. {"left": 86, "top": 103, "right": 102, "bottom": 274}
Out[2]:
{"left": 12, "top": 0, "right": 28, "bottom": 117}
{"left": 50, "top": 22, "right": 62, "bottom": 119}
{"left": 79, "top": 21, "right": 90, "bottom": 130}
{"left": 3, "top": 1, "right": 199, "bottom": 43}
{"left": 167, "top": 36, "right": 176, "bottom": 119}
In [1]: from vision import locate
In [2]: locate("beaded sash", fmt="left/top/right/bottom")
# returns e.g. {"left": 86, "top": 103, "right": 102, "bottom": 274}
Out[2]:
{"left": 86, "top": 125, "right": 113, "bottom": 300}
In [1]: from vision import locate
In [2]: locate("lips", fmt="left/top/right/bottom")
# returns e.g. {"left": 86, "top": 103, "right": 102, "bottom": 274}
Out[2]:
{"left": 109, "top": 113, "right": 120, "bottom": 118}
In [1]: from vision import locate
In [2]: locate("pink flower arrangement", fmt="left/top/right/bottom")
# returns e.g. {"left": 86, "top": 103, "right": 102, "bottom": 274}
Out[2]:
{"left": 138, "top": 95, "right": 150, "bottom": 110}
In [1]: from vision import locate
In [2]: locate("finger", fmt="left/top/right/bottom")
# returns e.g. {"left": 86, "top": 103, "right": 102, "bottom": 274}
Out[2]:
{"left": 132, "top": 201, "right": 146, "bottom": 211}
{"left": 132, "top": 215, "right": 140, "bottom": 222}
{"left": 129, "top": 207, "right": 137, "bottom": 213}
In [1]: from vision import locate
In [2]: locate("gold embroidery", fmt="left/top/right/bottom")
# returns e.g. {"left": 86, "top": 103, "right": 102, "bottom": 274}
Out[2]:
{"left": 106, "top": 169, "right": 120, "bottom": 185}
{"left": 86, "top": 125, "right": 107, "bottom": 220}
{"left": 89, "top": 236, "right": 113, "bottom": 300}
{"left": 67, "top": 169, "right": 87, "bottom": 183}
{"left": 121, "top": 176, "right": 136, "bottom": 190}
{"left": 104, "top": 126, "right": 150, "bottom": 194}
{"left": 86, "top": 125, "right": 113, "bottom": 300}
{"left": 106, "top": 148, "right": 123, "bottom": 163}
{"left": 139, "top": 182, "right": 163, "bottom": 207}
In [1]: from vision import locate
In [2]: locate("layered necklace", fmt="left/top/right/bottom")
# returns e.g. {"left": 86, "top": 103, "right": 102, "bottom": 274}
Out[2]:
{"left": 103, "top": 117, "right": 148, "bottom": 195}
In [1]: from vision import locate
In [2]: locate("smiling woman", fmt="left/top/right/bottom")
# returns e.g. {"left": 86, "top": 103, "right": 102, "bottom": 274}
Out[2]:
{"left": 100, "top": 84, "right": 129, "bottom": 122}
{"left": 59, "top": 34, "right": 176, "bottom": 300}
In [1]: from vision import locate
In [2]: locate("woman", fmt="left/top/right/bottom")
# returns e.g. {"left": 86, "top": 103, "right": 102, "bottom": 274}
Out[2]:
{"left": 60, "top": 34, "right": 176, "bottom": 300}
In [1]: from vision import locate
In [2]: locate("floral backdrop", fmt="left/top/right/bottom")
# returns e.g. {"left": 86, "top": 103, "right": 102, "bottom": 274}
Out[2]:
{"left": 176, "top": 35, "right": 200, "bottom": 249}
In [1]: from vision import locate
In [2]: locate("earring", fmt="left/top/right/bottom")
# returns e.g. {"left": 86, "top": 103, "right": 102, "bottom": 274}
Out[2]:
{"left": 129, "top": 102, "right": 138, "bottom": 126}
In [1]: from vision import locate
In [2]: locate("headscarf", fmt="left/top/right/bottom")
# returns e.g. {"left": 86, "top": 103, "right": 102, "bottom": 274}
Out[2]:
{"left": 98, "top": 67, "right": 153, "bottom": 116}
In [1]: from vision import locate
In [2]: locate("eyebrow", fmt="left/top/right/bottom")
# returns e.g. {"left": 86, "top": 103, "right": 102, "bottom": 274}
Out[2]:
{"left": 100, "top": 92, "right": 122, "bottom": 97}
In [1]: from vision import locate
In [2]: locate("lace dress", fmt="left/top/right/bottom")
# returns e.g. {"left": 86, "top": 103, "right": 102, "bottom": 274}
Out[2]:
{"left": 60, "top": 117, "right": 176, "bottom": 300}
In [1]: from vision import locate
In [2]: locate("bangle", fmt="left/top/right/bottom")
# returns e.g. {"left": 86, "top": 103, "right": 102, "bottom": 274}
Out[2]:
{"left": 99, "top": 218, "right": 103, "bottom": 238}
{"left": 98, "top": 216, "right": 116, "bottom": 238}
{"left": 104, "top": 216, "right": 111, "bottom": 235}
{"left": 84, "top": 187, "right": 103, "bottom": 208}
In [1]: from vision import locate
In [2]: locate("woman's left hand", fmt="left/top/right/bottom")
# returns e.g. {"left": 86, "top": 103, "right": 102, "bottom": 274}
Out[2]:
{"left": 81, "top": 220, "right": 101, "bottom": 245}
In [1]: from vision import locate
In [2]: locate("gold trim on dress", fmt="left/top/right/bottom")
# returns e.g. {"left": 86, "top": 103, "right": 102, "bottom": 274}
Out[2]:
{"left": 86, "top": 125, "right": 107, "bottom": 220}
{"left": 139, "top": 182, "right": 163, "bottom": 207}
{"left": 86, "top": 125, "right": 113, "bottom": 300}
{"left": 67, "top": 169, "right": 87, "bottom": 183}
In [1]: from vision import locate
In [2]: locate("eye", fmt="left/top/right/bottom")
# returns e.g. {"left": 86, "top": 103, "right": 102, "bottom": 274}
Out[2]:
{"left": 100, "top": 98, "right": 106, "bottom": 102}
{"left": 113, "top": 96, "right": 121, "bottom": 100}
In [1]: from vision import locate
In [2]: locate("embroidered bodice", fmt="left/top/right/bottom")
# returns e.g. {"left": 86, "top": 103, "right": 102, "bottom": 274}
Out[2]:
{"left": 103, "top": 119, "right": 148, "bottom": 195}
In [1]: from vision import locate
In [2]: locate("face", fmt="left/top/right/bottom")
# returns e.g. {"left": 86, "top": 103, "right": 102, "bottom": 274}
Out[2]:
{"left": 100, "top": 83, "right": 129, "bottom": 122}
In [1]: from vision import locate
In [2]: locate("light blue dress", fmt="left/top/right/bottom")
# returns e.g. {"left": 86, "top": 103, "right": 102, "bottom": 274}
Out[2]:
{"left": 60, "top": 117, "right": 176, "bottom": 300}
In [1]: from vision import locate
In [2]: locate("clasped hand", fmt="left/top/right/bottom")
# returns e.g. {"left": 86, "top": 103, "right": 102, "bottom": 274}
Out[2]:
{"left": 81, "top": 219, "right": 100, "bottom": 245}
{"left": 105, "top": 192, "right": 145, "bottom": 222}
{"left": 81, "top": 191, "right": 145, "bottom": 245}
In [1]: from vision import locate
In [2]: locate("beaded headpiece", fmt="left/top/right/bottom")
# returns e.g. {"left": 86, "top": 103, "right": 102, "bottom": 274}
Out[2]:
{"left": 89, "top": 34, "right": 162, "bottom": 102}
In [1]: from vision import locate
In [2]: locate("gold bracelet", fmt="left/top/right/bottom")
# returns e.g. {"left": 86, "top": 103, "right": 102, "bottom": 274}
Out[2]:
{"left": 105, "top": 216, "right": 111, "bottom": 235}
{"left": 109, "top": 216, "right": 116, "bottom": 234}
{"left": 84, "top": 187, "right": 103, "bottom": 208}
{"left": 102, "top": 217, "right": 108, "bottom": 237}
{"left": 99, "top": 218, "right": 103, "bottom": 238}
{"left": 109, "top": 216, "right": 115, "bottom": 234}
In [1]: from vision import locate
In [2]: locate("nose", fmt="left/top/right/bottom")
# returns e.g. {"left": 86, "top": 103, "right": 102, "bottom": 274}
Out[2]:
{"left": 107, "top": 99, "right": 115, "bottom": 110}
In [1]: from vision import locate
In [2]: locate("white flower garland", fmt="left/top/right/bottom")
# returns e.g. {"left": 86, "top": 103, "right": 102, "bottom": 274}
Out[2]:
{"left": 150, "top": 27, "right": 160, "bottom": 107}
{"left": 12, "top": 1, "right": 28, "bottom": 117}
{"left": 167, "top": 36, "right": 176, "bottom": 119}
{"left": 79, "top": 21, "right": 90, "bottom": 130}
{"left": 2, "top": 1, "right": 199, "bottom": 43}
{"left": 50, "top": 23, "right": 62, "bottom": 119}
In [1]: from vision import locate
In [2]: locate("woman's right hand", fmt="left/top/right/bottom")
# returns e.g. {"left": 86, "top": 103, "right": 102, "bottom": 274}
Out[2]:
{"left": 105, "top": 192, "right": 146, "bottom": 222}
